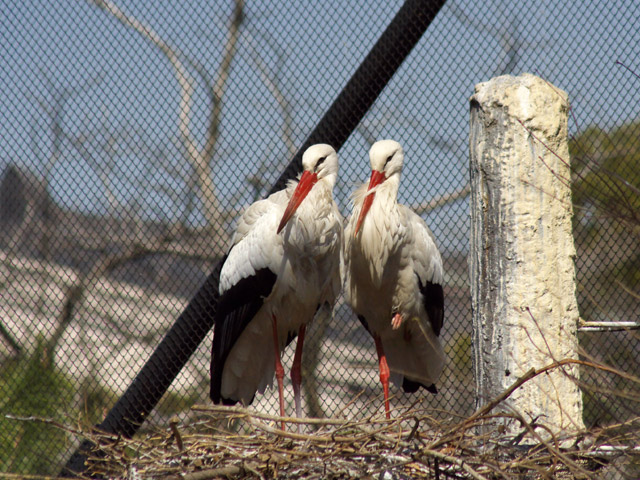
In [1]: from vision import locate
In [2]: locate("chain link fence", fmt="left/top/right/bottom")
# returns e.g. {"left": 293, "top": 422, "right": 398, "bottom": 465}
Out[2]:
{"left": 1, "top": 0, "right": 639, "bottom": 474}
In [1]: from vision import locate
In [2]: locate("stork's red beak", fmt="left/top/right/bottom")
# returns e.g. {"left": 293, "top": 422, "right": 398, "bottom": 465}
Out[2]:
{"left": 354, "top": 169, "right": 386, "bottom": 237}
{"left": 277, "top": 171, "right": 318, "bottom": 234}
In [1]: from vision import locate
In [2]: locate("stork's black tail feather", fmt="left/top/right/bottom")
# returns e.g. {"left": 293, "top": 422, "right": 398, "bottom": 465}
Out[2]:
{"left": 402, "top": 377, "right": 438, "bottom": 394}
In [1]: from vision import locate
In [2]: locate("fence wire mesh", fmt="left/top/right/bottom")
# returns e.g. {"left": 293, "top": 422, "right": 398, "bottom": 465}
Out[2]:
{"left": 1, "top": 0, "right": 639, "bottom": 474}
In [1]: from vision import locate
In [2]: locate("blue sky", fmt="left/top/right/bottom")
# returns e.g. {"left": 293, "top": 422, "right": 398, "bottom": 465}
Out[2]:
{"left": 1, "top": 0, "right": 639, "bottom": 253}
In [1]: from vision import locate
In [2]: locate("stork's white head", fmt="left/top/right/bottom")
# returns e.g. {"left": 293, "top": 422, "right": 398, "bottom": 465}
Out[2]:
{"left": 354, "top": 140, "right": 404, "bottom": 236}
{"left": 369, "top": 139, "right": 404, "bottom": 178}
{"left": 302, "top": 143, "right": 338, "bottom": 185}
{"left": 278, "top": 144, "right": 338, "bottom": 233}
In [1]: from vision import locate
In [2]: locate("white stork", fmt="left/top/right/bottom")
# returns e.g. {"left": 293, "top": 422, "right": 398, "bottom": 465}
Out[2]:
{"left": 210, "top": 144, "right": 342, "bottom": 429}
{"left": 343, "top": 139, "right": 445, "bottom": 419}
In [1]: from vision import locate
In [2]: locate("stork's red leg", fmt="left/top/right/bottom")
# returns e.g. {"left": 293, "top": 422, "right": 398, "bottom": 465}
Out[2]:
{"left": 271, "top": 314, "right": 286, "bottom": 430}
{"left": 391, "top": 312, "right": 403, "bottom": 330}
{"left": 291, "top": 324, "right": 306, "bottom": 433}
{"left": 374, "top": 335, "right": 391, "bottom": 419}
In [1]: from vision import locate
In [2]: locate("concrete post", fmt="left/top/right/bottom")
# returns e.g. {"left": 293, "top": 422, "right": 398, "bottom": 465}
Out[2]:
{"left": 469, "top": 73, "right": 585, "bottom": 437}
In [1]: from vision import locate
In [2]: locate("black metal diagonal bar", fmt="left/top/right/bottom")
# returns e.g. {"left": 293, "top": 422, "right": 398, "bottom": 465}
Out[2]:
{"left": 62, "top": 0, "right": 446, "bottom": 475}
{"left": 270, "top": 0, "right": 446, "bottom": 193}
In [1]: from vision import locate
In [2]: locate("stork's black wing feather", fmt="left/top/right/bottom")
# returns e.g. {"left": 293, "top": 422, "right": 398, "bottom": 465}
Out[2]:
{"left": 210, "top": 267, "right": 277, "bottom": 404}
{"left": 417, "top": 276, "right": 444, "bottom": 337}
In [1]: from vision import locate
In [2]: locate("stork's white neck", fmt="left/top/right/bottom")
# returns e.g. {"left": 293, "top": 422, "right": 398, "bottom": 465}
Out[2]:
{"left": 300, "top": 174, "right": 336, "bottom": 213}
{"left": 373, "top": 173, "right": 400, "bottom": 207}
{"left": 350, "top": 173, "right": 403, "bottom": 287}
{"left": 282, "top": 174, "right": 338, "bottom": 247}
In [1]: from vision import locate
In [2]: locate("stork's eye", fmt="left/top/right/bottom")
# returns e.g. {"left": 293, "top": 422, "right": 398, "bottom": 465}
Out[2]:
{"left": 385, "top": 154, "right": 394, "bottom": 165}
{"left": 316, "top": 156, "right": 327, "bottom": 170}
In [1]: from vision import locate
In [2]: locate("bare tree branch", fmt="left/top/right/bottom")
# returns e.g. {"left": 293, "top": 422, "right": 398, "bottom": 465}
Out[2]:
{"left": 246, "top": 32, "right": 296, "bottom": 158}
{"left": 411, "top": 183, "right": 470, "bottom": 215}
{"left": 88, "top": 0, "right": 245, "bottom": 236}
{"left": 447, "top": 2, "right": 547, "bottom": 75}
{"left": 202, "top": 0, "right": 245, "bottom": 165}
{"left": 28, "top": 77, "right": 103, "bottom": 262}
{"left": 42, "top": 235, "right": 213, "bottom": 364}
{"left": 44, "top": 242, "right": 149, "bottom": 365}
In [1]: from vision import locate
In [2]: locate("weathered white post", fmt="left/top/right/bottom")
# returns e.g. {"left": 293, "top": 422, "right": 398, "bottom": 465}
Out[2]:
{"left": 469, "top": 73, "right": 585, "bottom": 437}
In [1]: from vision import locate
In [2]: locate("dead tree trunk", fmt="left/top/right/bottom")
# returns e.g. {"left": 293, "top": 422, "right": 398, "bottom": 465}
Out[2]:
{"left": 469, "top": 73, "right": 585, "bottom": 438}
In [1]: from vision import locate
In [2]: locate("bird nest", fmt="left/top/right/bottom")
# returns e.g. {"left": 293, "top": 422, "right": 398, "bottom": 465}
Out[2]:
{"left": 8, "top": 359, "right": 638, "bottom": 479}
{"left": 75, "top": 403, "right": 638, "bottom": 480}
